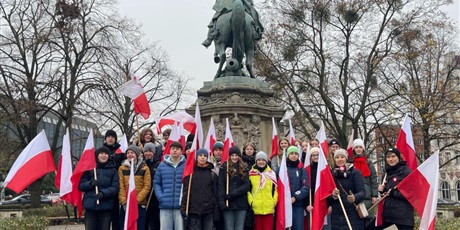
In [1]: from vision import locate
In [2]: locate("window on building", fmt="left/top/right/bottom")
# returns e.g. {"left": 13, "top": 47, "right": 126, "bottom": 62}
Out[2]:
{"left": 457, "top": 181, "right": 460, "bottom": 201}
{"left": 441, "top": 181, "right": 451, "bottom": 199}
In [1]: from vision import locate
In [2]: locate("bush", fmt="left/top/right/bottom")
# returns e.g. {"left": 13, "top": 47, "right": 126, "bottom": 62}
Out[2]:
{"left": 455, "top": 207, "right": 460, "bottom": 218}
{"left": 0, "top": 216, "right": 48, "bottom": 230}
{"left": 23, "top": 205, "right": 74, "bottom": 217}
{"left": 414, "top": 216, "right": 460, "bottom": 229}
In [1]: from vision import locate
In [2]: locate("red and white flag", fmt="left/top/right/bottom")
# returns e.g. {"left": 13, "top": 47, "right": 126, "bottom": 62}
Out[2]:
{"left": 182, "top": 134, "right": 198, "bottom": 182}
{"left": 178, "top": 122, "right": 186, "bottom": 153}
{"left": 204, "top": 117, "right": 216, "bottom": 161}
{"left": 157, "top": 111, "right": 196, "bottom": 133}
{"left": 346, "top": 129, "right": 354, "bottom": 158}
{"left": 193, "top": 103, "right": 204, "bottom": 149}
{"left": 70, "top": 131, "right": 96, "bottom": 217}
{"left": 315, "top": 122, "right": 329, "bottom": 158}
{"left": 311, "top": 147, "right": 336, "bottom": 229}
{"left": 4, "top": 130, "right": 56, "bottom": 194}
{"left": 117, "top": 77, "right": 150, "bottom": 119}
{"left": 222, "top": 118, "right": 234, "bottom": 163}
{"left": 270, "top": 117, "right": 279, "bottom": 160}
{"left": 395, "top": 114, "right": 418, "bottom": 171}
{"left": 398, "top": 151, "right": 439, "bottom": 230}
{"left": 303, "top": 143, "right": 311, "bottom": 186}
{"left": 276, "top": 150, "right": 292, "bottom": 229}
{"left": 124, "top": 159, "right": 138, "bottom": 230}
{"left": 55, "top": 128, "right": 73, "bottom": 203}
{"left": 163, "top": 121, "right": 180, "bottom": 157}
{"left": 289, "top": 119, "right": 296, "bottom": 145}
{"left": 116, "top": 134, "right": 129, "bottom": 154}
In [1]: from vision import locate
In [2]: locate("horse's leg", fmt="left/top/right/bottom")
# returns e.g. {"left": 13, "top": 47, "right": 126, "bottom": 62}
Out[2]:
{"left": 214, "top": 43, "right": 227, "bottom": 79}
{"left": 246, "top": 47, "right": 255, "bottom": 78}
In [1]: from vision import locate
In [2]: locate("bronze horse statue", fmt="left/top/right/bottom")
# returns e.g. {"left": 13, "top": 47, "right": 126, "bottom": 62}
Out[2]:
{"left": 213, "top": 0, "right": 256, "bottom": 79}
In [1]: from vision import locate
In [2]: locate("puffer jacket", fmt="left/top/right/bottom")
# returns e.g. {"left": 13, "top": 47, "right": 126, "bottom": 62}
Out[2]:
{"left": 285, "top": 159, "right": 309, "bottom": 207}
{"left": 217, "top": 161, "right": 250, "bottom": 210}
{"left": 79, "top": 160, "right": 119, "bottom": 211}
{"left": 154, "top": 155, "right": 186, "bottom": 209}
{"left": 381, "top": 161, "right": 414, "bottom": 227}
{"left": 248, "top": 165, "right": 278, "bottom": 215}
{"left": 118, "top": 159, "right": 151, "bottom": 205}
{"left": 329, "top": 168, "right": 365, "bottom": 230}
{"left": 181, "top": 163, "right": 217, "bottom": 215}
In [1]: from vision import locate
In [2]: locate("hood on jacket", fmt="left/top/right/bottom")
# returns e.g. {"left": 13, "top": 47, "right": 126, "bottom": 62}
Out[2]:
{"left": 164, "top": 155, "right": 186, "bottom": 166}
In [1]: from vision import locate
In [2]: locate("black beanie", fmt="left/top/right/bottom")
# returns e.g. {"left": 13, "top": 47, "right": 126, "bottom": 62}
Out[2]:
{"left": 95, "top": 146, "right": 110, "bottom": 158}
{"left": 385, "top": 147, "right": 402, "bottom": 160}
{"left": 328, "top": 138, "right": 341, "bottom": 147}
{"left": 105, "top": 130, "right": 117, "bottom": 142}
{"left": 170, "top": 141, "right": 183, "bottom": 150}
{"left": 229, "top": 146, "right": 241, "bottom": 157}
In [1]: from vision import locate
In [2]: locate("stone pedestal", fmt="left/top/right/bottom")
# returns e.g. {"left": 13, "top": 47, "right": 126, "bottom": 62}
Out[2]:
{"left": 186, "top": 76, "right": 285, "bottom": 152}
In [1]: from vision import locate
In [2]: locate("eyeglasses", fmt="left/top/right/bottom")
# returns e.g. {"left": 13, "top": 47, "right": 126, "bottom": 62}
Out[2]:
{"left": 311, "top": 154, "right": 319, "bottom": 156}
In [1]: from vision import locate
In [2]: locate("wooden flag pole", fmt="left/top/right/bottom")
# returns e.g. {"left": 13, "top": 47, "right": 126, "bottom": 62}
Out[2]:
{"left": 226, "top": 162, "right": 229, "bottom": 206}
{"left": 337, "top": 193, "right": 353, "bottom": 230}
{"left": 93, "top": 168, "right": 99, "bottom": 205}
{"left": 309, "top": 188, "right": 312, "bottom": 229}
{"left": 186, "top": 174, "right": 193, "bottom": 216}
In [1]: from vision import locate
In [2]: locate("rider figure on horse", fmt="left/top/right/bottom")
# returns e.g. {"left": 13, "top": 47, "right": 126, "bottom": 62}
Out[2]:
{"left": 202, "top": 0, "right": 264, "bottom": 48}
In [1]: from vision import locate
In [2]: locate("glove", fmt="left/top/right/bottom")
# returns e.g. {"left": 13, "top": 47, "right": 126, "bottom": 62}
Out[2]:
{"left": 347, "top": 191, "right": 355, "bottom": 203}
{"left": 90, "top": 180, "right": 98, "bottom": 187}
{"left": 94, "top": 192, "right": 103, "bottom": 200}
{"left": 389, "top": 189, "right": 397, "bottom": 197}
{"left": 225, "top": 193, "right": 233, "bottom": 200}
{"left": 222, "top": 206, "right": 230, "bottom": 211}
{"left": 181, "top": 211, "right": 188, "bottom": 220}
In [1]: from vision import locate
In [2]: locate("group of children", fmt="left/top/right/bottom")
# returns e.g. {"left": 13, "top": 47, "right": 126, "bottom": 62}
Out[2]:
{"left": 78, "top": 129, "right": 414, "bottom": 230}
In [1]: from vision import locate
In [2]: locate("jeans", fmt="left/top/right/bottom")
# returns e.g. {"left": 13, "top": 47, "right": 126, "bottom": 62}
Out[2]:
{"left": 188, "top": 213, "right": 213, "bottom": 230}
{"left": 323, "top": 214, "right": 332, "bottom": 230}
{"left": 160, "top": 209, "right": 184, "bottom": 230}
{"left": 84, "top": 209, "right": 112, "bottom": 230}
{"left": 223, "top": 210, "right": 247, "bottom": 230}
{"left": 119, "top": 205, "right": 147, "bottom": 229}
{"left": 292, "top": 206, "right": 304, "bottom": 230}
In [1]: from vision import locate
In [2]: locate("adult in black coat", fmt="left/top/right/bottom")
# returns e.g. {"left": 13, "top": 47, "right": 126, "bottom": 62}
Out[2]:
{"left": 242, "top": 143, "right": 256, "bottom": 172}
{"left": 79, "top": 147, "right": 119, "bottom": 230}
{"left": 144, "top": 143, "right": 161, "bottom": 230}
{"left": 329, "top": 149, "right": 365, "bottom": 230}
{"left": 366, "top": 148, "right": 414, "bottom": 230}
{"left": 218, "top": 146, "right": 250, "bottom": 230}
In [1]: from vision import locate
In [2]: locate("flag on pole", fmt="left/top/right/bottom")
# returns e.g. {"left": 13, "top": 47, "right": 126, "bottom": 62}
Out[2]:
{"left": 70, "top": 131, "right": 96, "bottom": 217}
{"left": 163, "top": 121, "right": 180, "bottom": 157}
{"left": 117, "top": 77, "right": 150, "bottom": 119}
{"left": 276, "top": 150, "right": 292, "bottom": 229}
{"left": 178, "top": 122, "right": 186, "bottom": 154}
{"left": 193, "top": 103, "right": 204, "bottom": 149}
{"left": 55, "top": 128, "right": 73, "bottom": 203}
{"left": 397, "top": 151, "right": 439, "bottom": 230}
{"left": 204, "top": 117, "right": 216, "bottom": 161}
{"left": 315, "top": 122, "right": 328, "bottom": 158}
{"left": 116, "top": 134, "right": 129, "bottom": 154}
{"left": 270, "top": 117, "right": 279, "bottom": 160}
{"left": 182, "top": 134, "right": 198, "bottom": 182}
{"left": 297, "top": 143, "right": 303, "bottom": 167}
{"left": 289, "top": 119, "right": 296, "bottom": 145}
{"left": 222, "top": 118, "right": 234, "bottom": 163}
{"left": 303, "top": 143, "right": 311, "bottom": 186}
{"left": 4, "top": 130, "right": 56, "bottom": 194}
{"left": 124, "top": 160, "right": 138, "bottom": 230}
{"left": 346, "top": 129, "right": 354, "bottom": 158}
{"left": 311, "top": 147, "right": 336, "bottom": 229}
{"left": 395, "top": 114, "right": 418, "bottom": 171}
{"left": 157, "top": 111, "right": 196, "bottom": 133}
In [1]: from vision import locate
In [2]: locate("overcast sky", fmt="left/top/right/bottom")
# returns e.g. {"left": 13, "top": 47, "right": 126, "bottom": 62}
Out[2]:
{"left": 117, "top": 0, "right": 460, "bottom": 97}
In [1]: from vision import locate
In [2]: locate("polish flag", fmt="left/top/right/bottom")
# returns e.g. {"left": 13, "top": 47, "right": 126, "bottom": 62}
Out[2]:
{"left": 311, "top": 147, "right": 336, "bottom": 229}
{"left": 289, "top": 119, "right": 296, "bottom": 145}
{"left": 55, "top": 128, "right": 73, "bottom": 203}
{"left": 346, "top": 129, "right": 354, "bottom": 158}
{"left": 270, "top": 117, "right": 279, "bottom": 160}
{"left": 276, "top": 150, "right": 292, "bottom": 229}
{"left": 178, "top": 122, "right": 186, "bottom": 154}
{"left": 116, "top": 134, "right": 129, "bottom": 154}
{"left": 182, "top": 134, "right": 198, "bottom": 182}
{"left": 395, "top": 114, "right": 418, "bottom": 171}
{"left": 70, "top": 131, "right": 96, "bottom": 217}
{"left": 375, "top": 197, "right": 385, "bottom": 226}
{"left": 204, "top": 117, "right": 216, "bottom": 161}
{"left": 117, "top": 78, "right": 150, "bottom": 119}
{"left": 315, "top": 122, "right": 328, "bottom": 158}
{"left": 4, "top": 130, "right": 56, "bottom": 194}
{"left": 303, "top": 143, "right": 311, "bottom": 186}
{"left": 297, "top": 143, "right": 303, "bottom": 167}
{"left": 162, "top": 121, "right": 180, "bottom": 157}
{"left": 193, "top": 103, "right": 204, "bottom": 149}
{"left": 397, "top": 151, "right": 439, "bottom": 230}
{"left": 124, "top": 160, "right": 138, "bottom": 230}
{"left": 157, "top": 111, "right": 196, "bottom": 133}
{"left": 222, "top": 118, "right": 234, "bottom": 163}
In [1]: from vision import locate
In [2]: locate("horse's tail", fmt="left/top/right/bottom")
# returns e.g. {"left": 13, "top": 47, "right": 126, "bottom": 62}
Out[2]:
{"left": 231, "top": 0, "right": 245, "bottom": 64}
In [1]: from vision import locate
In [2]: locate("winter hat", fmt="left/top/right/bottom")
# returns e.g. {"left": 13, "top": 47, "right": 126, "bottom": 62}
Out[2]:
{"left": 310, "top": 147, "right": 320, "bottom": 155}
{"left": 170, "top": 141, "right": 183, "bottom": 150}
{"left": 105, "top": 129, "right": 117, "bottom": 142}
{"left": 385, "top": 147, "right": 402, "bottom": 160}
{"left": 95, "top": 146, "right": 110, "bottom": 157}
{"left": 144, "top": 143, "right": 156, "bottom": 153}
{"left": 196, "top": 148, "right": 209, "bottom": 158}
{"left": 213, "top": 141, "right": 224, "bottom": 150}
{"left": 126, "top": 145, "right": 141, "bottom": 157}
{"left": 286, "top": 146, "right": 299, "bottom": 156}
{"left": 255, "top": 151, "right": 268, "bottom": 162}
{"left": 352, "top": 139, "right": 365, "bottom": 150}
{"left": 328, "top": 138, "right": 341, "bottom": 147}
{"left": 334, "top": 149, "right": 348, "bottom": 160}
{"left": 229, "top": 146, "right": 241, "bottom": 157}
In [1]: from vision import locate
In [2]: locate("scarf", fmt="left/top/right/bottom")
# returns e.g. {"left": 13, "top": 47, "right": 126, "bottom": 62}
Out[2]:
{"left": 249, "top": 167, "right": 277, "bottom": 189}
{"left": 353, "top": 155, "right": 370, "bottom": 177}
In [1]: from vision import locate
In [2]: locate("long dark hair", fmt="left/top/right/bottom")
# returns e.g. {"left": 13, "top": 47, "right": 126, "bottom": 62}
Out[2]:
{"left": 228, "top": 157, "right": 247, "bottom": 179}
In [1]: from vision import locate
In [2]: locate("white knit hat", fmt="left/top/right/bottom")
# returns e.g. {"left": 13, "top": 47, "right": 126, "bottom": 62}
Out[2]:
{"left": 352, "top": 139, "right": 365, "bottom": 151}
